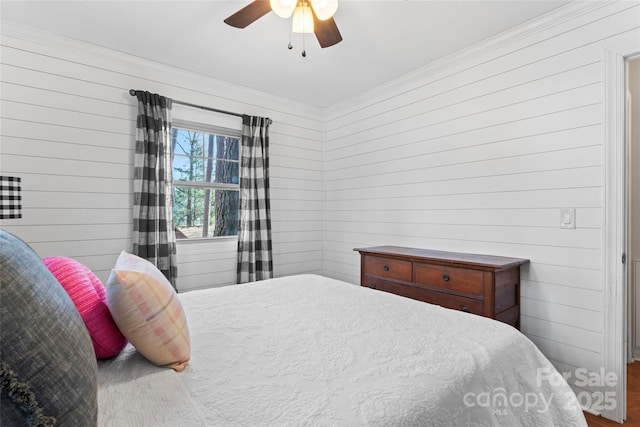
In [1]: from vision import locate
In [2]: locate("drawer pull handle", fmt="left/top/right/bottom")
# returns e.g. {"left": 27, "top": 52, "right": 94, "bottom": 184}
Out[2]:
{"left": 462, "top": 307, "right": 470, "bottom": 313}
{"left": 442, "top": 274, "right": 450, "bottom": 282}
{"left": 370, "top": 283, "right": 377, "bottom": 290}
{"left": 383, "top": 265, "right": 390, "bottom": 271}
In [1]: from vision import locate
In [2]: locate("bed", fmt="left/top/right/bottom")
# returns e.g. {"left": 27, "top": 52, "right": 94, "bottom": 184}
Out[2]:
{"left": 0, "top": 230, "right": 586, "bottom": 426}
{"left": 98, "top": 274, "right": 587, "bottom": 426}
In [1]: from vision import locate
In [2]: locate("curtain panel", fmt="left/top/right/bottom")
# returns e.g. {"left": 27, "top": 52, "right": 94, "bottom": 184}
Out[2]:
{"left": 237, "top": 115, "right": 273, "bottom": 284}
{"left": 133, "top": 91, "right": 178, "bottom": 288}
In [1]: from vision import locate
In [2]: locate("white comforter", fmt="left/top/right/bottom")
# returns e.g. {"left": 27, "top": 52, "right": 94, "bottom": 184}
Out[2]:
{"left": 98, "top": 274, "right": 586, "bottom": 426}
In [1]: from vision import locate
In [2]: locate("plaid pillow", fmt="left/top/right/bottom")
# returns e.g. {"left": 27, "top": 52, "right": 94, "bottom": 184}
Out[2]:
{"left": 105, "top": 251, "right": 190, "bottom": 371}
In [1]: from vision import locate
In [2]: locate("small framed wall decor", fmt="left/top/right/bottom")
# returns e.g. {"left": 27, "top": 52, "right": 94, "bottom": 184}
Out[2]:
{"left": 0, "top": 176, "right": 22, "bottom": 219}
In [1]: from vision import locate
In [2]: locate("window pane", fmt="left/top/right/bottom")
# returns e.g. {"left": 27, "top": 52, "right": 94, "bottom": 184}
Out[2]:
{"left": 172, "top": 129, "right": 204, "bottom": 156}
{"left": 205, "top": 135, "right": 239, "bottom": 160}
{"left": 173, "top": 186, "right": 206, "bottom": 239}
{"left": 172, "top": 128, "right": 205, "bottom": 182}
{"left": 173, "top": 127, "right": 239, "bottom": 184}
{"left": 204, "top": 160, "right": 239, "bottom": 184}
{"left": 208, "top": 189, "right": 239, "bottom": 237}
{"left": 173, "top": 186, "right": 239, "bottom": 239}
{"left": 172, "top": 154, "right": 203, "bottom": 182}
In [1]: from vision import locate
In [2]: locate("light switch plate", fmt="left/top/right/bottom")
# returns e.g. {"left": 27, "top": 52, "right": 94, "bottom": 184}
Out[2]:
{"left": 560, "top": 208, "right": 576, "bottom": 229}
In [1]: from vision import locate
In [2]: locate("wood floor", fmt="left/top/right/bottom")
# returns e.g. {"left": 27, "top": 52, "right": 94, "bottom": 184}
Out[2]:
{"left": 584, "top": 362, "right": 640, "bottom": 426}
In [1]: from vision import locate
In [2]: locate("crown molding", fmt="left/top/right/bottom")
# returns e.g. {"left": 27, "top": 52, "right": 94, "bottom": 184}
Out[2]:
{"left": 0, "top": 19, "right": 325, "bottom": 124}
{"left": 324, "top": 0, "right": 614, "bottom": 119}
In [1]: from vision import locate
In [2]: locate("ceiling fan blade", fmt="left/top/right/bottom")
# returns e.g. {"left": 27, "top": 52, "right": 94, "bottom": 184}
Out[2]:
{"left": 224, "top": 0, "right": 272, "bottom": 29}
{"left": 312, "top": 11, "right": 342, "bottom": 48}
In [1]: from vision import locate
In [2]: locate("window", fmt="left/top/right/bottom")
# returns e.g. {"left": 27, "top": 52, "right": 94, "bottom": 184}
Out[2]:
{"left": 171, "top": 121, "right": 240, "bottom": 239}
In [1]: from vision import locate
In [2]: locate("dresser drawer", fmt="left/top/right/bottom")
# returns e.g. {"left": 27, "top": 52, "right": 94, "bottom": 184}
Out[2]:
{"left": 363, "top": 255, "right": 412, "bottom": 282}
{"left": 414, "top": 263, "right": 484, "bottom": 298}
{"left": 363, "top": 276, "right": 483, "bottom": 316}
{"left": 356, "top": 246, "right": 529, "bottom": 329}
{"left": 421, "top": 290, "right": 484, "bottom": 315}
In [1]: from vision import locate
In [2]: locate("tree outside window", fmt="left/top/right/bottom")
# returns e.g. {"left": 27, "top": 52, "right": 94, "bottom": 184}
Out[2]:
{"left": 171, "top": 124, "right": 239, "bottom": 239}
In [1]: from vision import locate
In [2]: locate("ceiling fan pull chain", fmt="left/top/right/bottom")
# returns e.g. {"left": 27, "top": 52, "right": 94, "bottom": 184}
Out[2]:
{"left": 302, "top": 33, "right": 307, "bottom": 57}
{"left": 301, "top": 7, "right": 307, "bottom": 58}
{"left": 288, "top": 21, "right": 293, "bottom": 50}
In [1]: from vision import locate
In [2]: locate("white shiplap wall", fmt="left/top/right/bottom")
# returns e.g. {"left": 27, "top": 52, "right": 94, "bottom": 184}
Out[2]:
{"left": 323, "top": 1, "right": 640, "bottom": 401}
{"left": 2, "top": 0, "right": 640, "bottom": 413}
{"left": 0, "top": 22, "right": 324, "bottom": 291}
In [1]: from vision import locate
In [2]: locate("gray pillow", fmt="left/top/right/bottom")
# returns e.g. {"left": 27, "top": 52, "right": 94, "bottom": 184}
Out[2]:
{"left": 0, "top": 230, "right": 98, "bottom": 426}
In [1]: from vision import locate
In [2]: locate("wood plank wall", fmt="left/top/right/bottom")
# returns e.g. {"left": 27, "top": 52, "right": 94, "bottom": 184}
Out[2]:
{"left": 0, "top": 23, "right": 325, "bottom": 291}
{"left": 2, "top": 0, "right": 640, "bottom": 412}
{"left": 323, "top": 1, "right": 640, "bottom": 402}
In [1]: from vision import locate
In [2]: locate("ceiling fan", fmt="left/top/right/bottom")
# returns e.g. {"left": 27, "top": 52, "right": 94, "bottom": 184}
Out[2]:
{"left": 224, "top": 0, "right": 343, "bottom": 50}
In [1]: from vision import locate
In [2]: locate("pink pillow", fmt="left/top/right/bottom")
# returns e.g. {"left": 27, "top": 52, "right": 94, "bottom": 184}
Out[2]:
{"left": 42, "top": 257, "right": 127, "bottom": 359}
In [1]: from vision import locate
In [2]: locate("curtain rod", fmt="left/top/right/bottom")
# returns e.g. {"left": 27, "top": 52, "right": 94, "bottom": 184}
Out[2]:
{"left": 129, "top": 89, "right": 272, "bottom": 124}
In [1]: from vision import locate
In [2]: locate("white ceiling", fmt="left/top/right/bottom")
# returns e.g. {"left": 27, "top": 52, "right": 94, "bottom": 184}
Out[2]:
{"left": 0, "top": 0, "right": 570, "bottom": 107}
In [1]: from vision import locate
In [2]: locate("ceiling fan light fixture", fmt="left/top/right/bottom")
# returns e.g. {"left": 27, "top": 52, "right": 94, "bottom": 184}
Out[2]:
{"left": 270, "top": 0, "right": 296, "bottom": 18}
{"left": 292, "top": 5, "right": 314, "bottom": 33}
{"left": 223, "top": 0, "right": 342, "bottom": 50}
{"left": 310, "top": 0, "right": 338, "bottom": 20}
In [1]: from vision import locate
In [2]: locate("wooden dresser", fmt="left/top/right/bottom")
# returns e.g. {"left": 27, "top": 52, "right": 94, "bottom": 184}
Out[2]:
{"left": 355, "top": 246, "right": 529, "bottom": 329}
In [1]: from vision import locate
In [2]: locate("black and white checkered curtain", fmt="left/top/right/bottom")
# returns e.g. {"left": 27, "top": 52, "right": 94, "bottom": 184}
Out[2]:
{"left": 0, "top": 176, "right": 21, "bottom": 219}
{"left": 237, "top": 115, "right": 273, "bottom": 284}
{"left": 133, "top": 91, "right": 178, "bottom": 288}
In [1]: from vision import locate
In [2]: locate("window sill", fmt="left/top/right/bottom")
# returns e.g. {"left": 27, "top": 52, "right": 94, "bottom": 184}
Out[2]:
{"left": 176, "top": 235, "right": 237, "bottom": 244}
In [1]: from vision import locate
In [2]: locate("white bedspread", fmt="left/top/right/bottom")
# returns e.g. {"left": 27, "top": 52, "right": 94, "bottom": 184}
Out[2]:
{"left": 98, "top": 274, "right": 586, "bottom": 426}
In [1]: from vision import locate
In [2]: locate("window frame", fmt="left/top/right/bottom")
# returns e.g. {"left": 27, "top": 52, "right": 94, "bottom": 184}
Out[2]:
{"left": 171, "top": 119, "right": 241, "bottom": 241}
